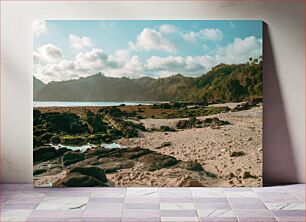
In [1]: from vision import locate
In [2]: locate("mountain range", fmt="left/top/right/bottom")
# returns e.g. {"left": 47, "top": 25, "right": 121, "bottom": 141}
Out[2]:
{"left": 34, "top": 58, "right": 262, "bottom": 103}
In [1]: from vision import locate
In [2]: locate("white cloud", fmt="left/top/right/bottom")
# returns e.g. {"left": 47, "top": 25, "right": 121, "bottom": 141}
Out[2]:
{"left": 33, "top": 20, "right": 48, "bottom": 36}
{"left": 159, "top": 24, "right": 177, "bottom": 33}
{"left": 33, "top": 47, "right": 146, "bottom": 82}
{"left": 37, "top": 44, "right": 62, "bottom": 63}
{"left": 216, "top": 36, "right": 262, "bottom": 64}
{"left": 74, "top": 48, "right": 119, "bottom": 72}
{"left": 145, "top": 36, "right": 261, "bottom": 77}
{"left": 183, "top": 28, "right": 223, "bottom": 42}
{"left": 146, "top": 55, "right": 215, "bottom": 76}
{"left": 129, "top": 28, "right": 176, "bottom": 53}
{"left": 33, "top": 52, "right": 40, "bottom": 65}
{"left": 146, "top": 56, "right": 185, "bottom": 71}
{"left": 69, "top": 34, "right": 94, "bottom": 50}
{"left": 182, "top": 32, "right": 198, "bottom": 42}
{"left": 201, "top": 28, "right": 223, "bottom": 41}
{"left": 114, "top": 49, "right": 130, "bottom": 64}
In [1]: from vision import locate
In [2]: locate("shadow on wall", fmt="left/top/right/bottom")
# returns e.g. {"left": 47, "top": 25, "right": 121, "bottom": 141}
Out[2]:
{"left": 263, "top": 22, "right": 298, "bottom": 185}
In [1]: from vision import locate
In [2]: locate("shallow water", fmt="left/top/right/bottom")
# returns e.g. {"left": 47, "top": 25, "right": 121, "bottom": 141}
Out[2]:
{"left": 51, "top": 142, "right": 125, "bottom": 152}
{"left": 33, "top": 101, "right": 160, "bottom": 107}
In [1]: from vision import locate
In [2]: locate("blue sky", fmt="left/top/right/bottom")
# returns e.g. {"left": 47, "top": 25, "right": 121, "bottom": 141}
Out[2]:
{"left": 33, "top": 20, "right": 262, "bottom": 83}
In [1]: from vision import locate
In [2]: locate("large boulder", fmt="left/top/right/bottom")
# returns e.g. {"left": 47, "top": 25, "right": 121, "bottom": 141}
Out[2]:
{"left": 53, "top": 172, "right": 107, "bottom": 187}
{"left": 62, "top": 151, "right": 85, "bottom": 166}
{"left": 56, "top": 147, "right": 69, "bottom": 156}
{"left": 69, "top": 166, "right": 107, "bottom": 183}
{"left": 33, "top": 146, "right": 57, "bottom": 162}
{"left": 176, "top": 161, "right": 204, "bottom": 172}
{"left": 42, "top": 112, "right": 89, "bottom": 134}
{"left": 139, "top": 153, "right": 178, "bottom": 171}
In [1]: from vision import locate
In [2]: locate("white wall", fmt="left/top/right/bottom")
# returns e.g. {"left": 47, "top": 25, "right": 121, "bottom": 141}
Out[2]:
{"left": 1, "top": 1, "right": 305, "bottom": 184}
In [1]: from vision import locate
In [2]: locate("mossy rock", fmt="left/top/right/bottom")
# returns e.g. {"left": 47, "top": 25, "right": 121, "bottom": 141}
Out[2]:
{"left": 60, "top": 135, "right": 87, "bottom": 146}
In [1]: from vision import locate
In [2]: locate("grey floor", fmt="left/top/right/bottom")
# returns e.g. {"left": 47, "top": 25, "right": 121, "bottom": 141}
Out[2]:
{"left": 0, "top": 184, "right": 305, "bottom": 222}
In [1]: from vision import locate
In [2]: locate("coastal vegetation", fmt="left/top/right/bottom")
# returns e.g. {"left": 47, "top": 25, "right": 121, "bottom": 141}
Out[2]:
{"left": 34, "top": 58, "right": 262, "bottom": 103}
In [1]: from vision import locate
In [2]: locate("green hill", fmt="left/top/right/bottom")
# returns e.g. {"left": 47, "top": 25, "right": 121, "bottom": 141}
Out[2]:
{"left": 34, "top": 57, "right": 262, "bottom": 103}
{"left": 33, "top": 77, "right": 46, "bottom": 93}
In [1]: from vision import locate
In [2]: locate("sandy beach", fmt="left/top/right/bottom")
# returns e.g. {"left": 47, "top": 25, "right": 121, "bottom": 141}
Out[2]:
{"left": 117, "top": 104, "right": 263, "bottom": 187}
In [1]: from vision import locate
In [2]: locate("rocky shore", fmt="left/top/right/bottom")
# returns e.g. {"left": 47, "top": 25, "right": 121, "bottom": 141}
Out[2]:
{"left": 33, "top": 99, "right": 262, "bottom": 187}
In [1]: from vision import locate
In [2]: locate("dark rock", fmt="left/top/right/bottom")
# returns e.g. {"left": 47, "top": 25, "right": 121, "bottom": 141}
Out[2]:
{"left": 203, "top": 117, "right": 230, "bottom": 127}
{"left": 98, "top": 158, "right": 135, "bottom": 173}
{"left": 176, "top": 116, "right": 229, "bottom": 129}
{"left": 33, "top": 168, "right": 47, "bottom": 176}
{"left": 176, "top": 117, "right": 201, "bottom": 129}
{"left": 156, "top": 142, "right": 172, "bottom": 149}
{"left": 152, "top": 103, "right": 172, "bottom": 109}
{"left": 50, "top": 135, "right": 61, "bottom": 144}
{"left": 123, "top": 148, "right": 152, "bottom": 159}
{"left": 69, "top": 166, "right": 107, "bottom": 183}
{"left": 33, "top": 109, "right": 41, "bottom": 119}
{"left": 56, "top": 147, "right": 69, "bottom": 156}
{"left": 88, "top": 134, "right": 112, "bottom": 144}
{"left": 34, "top": 146, "right": 57, "bottom": 162}
{"left": 98, "top": 106, "right": 124, "bottom": 117}
{"left": 33, "top": 128, "right": 47, "bottom": 137}
{"left": 86, "top": 112, "right": 108, "bottom": 133}
{"left": 139, "top": 153, "right": 178, "bottom": 171}
{"left": 62, "top": 151, "right": 85, "bottom": 166}
{"left": 41, "top": 133, "right": 54, "bottom": 143}
{"left": 41, "top": 112, "right": 88, "bottom": 134}
{"left": 177, "top": 176, "right": 204, "bottom": 187}
{"left": 53, "top": 172, "right": 107, "bottom": 187}
{"left": 177, "top": 161, "right": 204, "bottom": 171}
{"left": 228, "top": 172, "right": 235, "bottom": 179}
{"left": 230, "top": 151, "right": 245, "bottom": 157}
{"left": 42, "top": 152, "right": 56, "bottom": 161}
{"left": 160, "top": 126, "right": 175, "bottom": 132}
{"left": 243, "top": 171, "right": 258, "bottom": 179}
{"left": 232, "top": 97, "right": 262, "bottom": 112}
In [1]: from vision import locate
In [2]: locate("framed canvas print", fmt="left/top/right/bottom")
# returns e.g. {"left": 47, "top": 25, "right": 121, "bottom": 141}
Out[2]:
{"left": 33, "top": 20, "right": 263, "bottom": 187}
